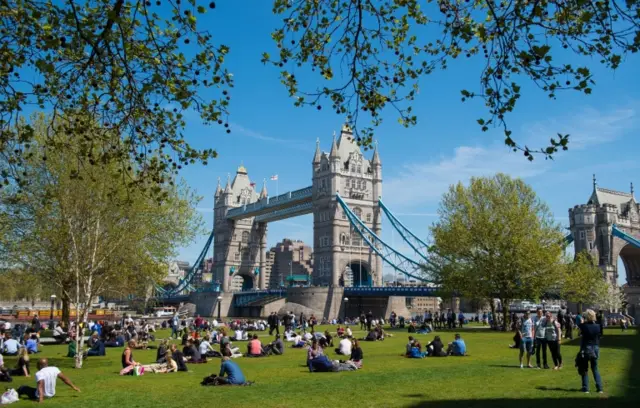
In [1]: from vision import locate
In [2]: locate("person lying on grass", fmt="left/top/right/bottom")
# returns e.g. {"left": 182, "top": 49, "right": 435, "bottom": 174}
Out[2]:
{"left": 142, "top": 352, "right": 178, "bottom": 374}
{"left": 17, "top": 358, "right": 79, "bottom": 402}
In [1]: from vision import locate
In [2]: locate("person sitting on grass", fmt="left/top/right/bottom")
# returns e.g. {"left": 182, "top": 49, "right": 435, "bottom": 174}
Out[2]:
{"left": 447, "top": 334, "right": 467, "bottom": 356}
{"left": 246, "top": 334, "right": 265, "bottom": 357}
{"left": 215, "top": 356, "right": 249, "bottom": 385}
{"left": 26, "top": 334, "right": 39, "bottom": 354}
{"left": 267, "top": 335, "right": 285, "bottom": 355}
{"left": 87, "top": 334, "right": 106, "bottom": 357}
{"left": 408, "top": 321, "right": 417, "bottom": 333}
{"left": 363, "top": 329, "right": 378, "bottom": 342}
{"left": 232, "top": 328, "right": 248, "bottom": 341}
{"left": 291, "top": 333, "right": 306, "bottom": 348}
{"left": 156, "top": 339, "right": 169, "bottom": 363}
{"left": 121, "top": 340, "right": 140, "bottom": 375}
{"left": 405, "top": 336, "right": 415, "bottom": 357}
{"left": 142, "top": 352, "right": 178, "bottom": 374}
{"left": 426, "top": 336, "right": 447, "bottom": 357}
{"left": 407, "top": 339, "right": 427, "bottom": 358}
{"left": 185, "top": 339, "right": 205, "bottom": 363}
{"left": 170, "top": 344, "right": 188, "bottom": 371}
{"left": 200, "top": 336, "right": 222, "bottom": 358}
{"left": 336, "top": 326, "right": 345, "bottom": 338}
{"left": 52, "top": 324, "right": 68, "bottom": 344}
{"left": 17, "top": 358, "right": 79, "bottom": 403}
{"left": 335, "top": 335, "right": 352, "bottom": 356}
{"left": 284, "top": 329, "right": 296, "bottom": 342}
{"left": 2, "top": 334, "right": 20, "bottom": 356}
{"left": 306, "top": 339, "right": 324, "bottom": 369}
{"left": 349, "top": 339, "right": 363, "bottom": 368}
{"left": 10, "top": 347, "right": 31, "bottom": 377}
{"left": 0, "top": 353, "right": 12, "bottom": 383}
{"left": 320, "top": 330, "right": 334, "bottom": 348}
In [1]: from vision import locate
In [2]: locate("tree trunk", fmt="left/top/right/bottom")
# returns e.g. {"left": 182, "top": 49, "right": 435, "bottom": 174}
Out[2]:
{"left": 489, "top": 299, "right": 497, "bottom": 330}
{"left": 577, "top": 302, "right": 583, "bottom": 315}
{"left": 61, "top": 293, "right": 71, "bottom": 328}
{"left": 501, "top": 300, "right": 510, "bottom": 332}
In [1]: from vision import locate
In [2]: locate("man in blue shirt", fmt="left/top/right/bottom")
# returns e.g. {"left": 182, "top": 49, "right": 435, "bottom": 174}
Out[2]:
{"left": 448, "top": 334, "right": 466, "bottom": 356}
{"left": 26, "top": 334, "right": 39, "bottom": 354}
{"left": 218, "top": 357, "right": 246, "bottom": 385}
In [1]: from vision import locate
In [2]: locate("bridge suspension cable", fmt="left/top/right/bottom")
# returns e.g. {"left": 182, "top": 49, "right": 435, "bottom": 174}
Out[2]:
{"left": 156, "top": 230, "right": 215, "bottom": 297}
{"left": 336, "top": 194, "right": 435, "bottom": 283}
{"left": 612, "top": 224, "right": 640, "bottom": 249}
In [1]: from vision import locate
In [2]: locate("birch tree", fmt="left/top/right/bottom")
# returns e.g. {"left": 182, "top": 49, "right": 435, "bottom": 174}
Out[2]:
{"left": 0, "top": 114, "right": 202, "bottom": 368}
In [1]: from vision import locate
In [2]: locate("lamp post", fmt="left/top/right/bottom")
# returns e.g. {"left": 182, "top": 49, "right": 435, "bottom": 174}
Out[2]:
{"left": 217, "top": 295, "right": 223, "bottom": 321}
{"left": 49, "top": 294, "right": 56, "bottom": 330}
{"left": 343, "top": 297, "right": 349, "bottom": 321}
{"left": 541, "top": 299, "right": 547, "bottom": 312}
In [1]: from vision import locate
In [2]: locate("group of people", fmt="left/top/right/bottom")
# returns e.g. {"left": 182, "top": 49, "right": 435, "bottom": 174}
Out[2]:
{"left": 513, "top": 307, "right": 604, "bottom": 393}
{"left": 405, "top": 334, "right": 467, "bottom": 358}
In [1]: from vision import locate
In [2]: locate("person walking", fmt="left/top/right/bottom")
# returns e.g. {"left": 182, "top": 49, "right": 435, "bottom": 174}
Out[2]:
{"left": 543, "top": 311, "right": 562, "bottom": 370}
{"left": 533, "top": 308, "right": 549, "bottom": 369}
{"left": 565, "top": 312, "right": 574, "bottom": 340}
{"left": 577, "top": 309, "right": 603, "bottom": 393}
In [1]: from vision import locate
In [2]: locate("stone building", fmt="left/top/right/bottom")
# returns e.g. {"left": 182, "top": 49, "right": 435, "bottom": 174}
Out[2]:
{"left": 569, "top": 176, "right": 640, "bottom": 320}
{"left": 267, "top": 239, "right": 313, "bottom": 288}
{"left": 312, "top": 125, "right": 383, "bottom": 287}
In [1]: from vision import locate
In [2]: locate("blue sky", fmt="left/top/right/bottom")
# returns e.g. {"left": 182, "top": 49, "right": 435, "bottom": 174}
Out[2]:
{"left": 175, "top": 2, "right": 640, "bottom": 286}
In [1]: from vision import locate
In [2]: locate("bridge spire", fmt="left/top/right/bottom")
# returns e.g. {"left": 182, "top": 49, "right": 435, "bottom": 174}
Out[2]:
{"left": 371, "top": 139, "right": 381, "bottom": 165}
{"left": 329, "top": 132, "right": 340, "bottom": 159}
{"left": 593, "top": 174, "right": 597, "bottom": 190}
{"left": 632, "top": 182, "right": 635, "bottom": 197}
{"left": 224, "top": 173, "right": 231, "bottom": 193}
{"left": 313, "top": 137, "right": 322, "bottom": 164}
{"left": 260, "top": 178, "right": 268, "bottom": 199}
{"left": 215, "top": 176, "right": 222, "bottom": 197}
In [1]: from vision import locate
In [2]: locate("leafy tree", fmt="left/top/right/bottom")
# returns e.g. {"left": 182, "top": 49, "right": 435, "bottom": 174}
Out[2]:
{"left": 430, "top": 173, "right": 565, "bottom": 330}
{"left": 596, "top": 282, "right": 627, "bottom": 312}
{"left": 561, "top": 251, "right": 607, "bottom": 313}
{"left": 2, "top": 1, "right": 640, "bottom": 191}
{"left": 0, "top": 114, "right": 202, "bottom": 368}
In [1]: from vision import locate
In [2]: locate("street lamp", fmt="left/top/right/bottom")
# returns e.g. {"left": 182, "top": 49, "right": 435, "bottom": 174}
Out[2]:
{"left": 217, "top": 295, "right": 223, "bottom": 321}
{"left": 541, "top": 299, "right": 547, "bottom": 312}
{"left": 49, "top": 295, "right": 56, "bottom": 330}
{"left": 343, "top": 297, "right": 349, "bottom": 321}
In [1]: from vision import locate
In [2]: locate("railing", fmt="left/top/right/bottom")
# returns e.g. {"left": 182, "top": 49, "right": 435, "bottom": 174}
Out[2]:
{"left": 226, "top": 186, "right": 313, "bottom": 219}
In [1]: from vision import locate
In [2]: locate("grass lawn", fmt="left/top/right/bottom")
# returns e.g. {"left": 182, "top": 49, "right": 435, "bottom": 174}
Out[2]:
{"left": 2, "top": 326, "right": 638, "bottom": 407}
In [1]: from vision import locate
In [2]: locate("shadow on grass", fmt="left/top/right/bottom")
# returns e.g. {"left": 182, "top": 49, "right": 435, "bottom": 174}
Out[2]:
{"left": 404, "top": 329, "right": 640, "bottom": 408}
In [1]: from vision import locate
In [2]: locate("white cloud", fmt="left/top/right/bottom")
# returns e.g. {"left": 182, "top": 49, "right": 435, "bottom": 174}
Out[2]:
{"left": 230, "top": 122, "right": 312, "bottom": 151}
{"left": 524, "top": 105, "right": 637, "bottom": 149}
{"left": 383, "top": 144, "right": 549, "bottom": 209}
{"left": 383, "top": 104, "right": 638, "bottom": 211}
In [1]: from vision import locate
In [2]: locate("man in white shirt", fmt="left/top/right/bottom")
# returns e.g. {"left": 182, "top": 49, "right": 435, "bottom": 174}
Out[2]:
{"left": 335, "top": 336, "right": 353, "bottom": 355}
{"left": 17, "top": 358, "right": 79, "bottom": 402}
{"left": 2, "top": 334, "right": 20, "bottom": 355}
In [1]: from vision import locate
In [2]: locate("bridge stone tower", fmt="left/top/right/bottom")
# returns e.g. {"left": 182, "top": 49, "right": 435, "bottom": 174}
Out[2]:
{"left": 569, "top": 176, "right": 640, "bottom": 318}
{"left": 311, "top": 125, "right": 383, "bottom": 287}
{"left": 213, "top": 166, "right": 268, "bottom": 292}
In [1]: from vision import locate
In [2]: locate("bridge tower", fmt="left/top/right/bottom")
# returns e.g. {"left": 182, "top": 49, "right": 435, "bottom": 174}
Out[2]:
{"left": 312, "top": 125, "right": 383, "bottom": 287}
{"left": 213, "top": 165, "right": 267, "bottom": 292}
{"left": 569, "top": 176, "right": 640, "bottom": 318}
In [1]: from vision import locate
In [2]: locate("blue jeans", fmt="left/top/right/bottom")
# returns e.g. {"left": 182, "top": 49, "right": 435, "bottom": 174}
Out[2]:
{"left": 581, "top": 347, "right": 603, "bottom": 392}
{"left": 171, "top": 326, "right": 178, "bottom": 338}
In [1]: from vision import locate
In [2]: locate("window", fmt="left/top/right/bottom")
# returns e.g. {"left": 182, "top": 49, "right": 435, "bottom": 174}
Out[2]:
{"left": 233, "top": 234, "right": 237, "bottom": 241}
{"left": 351, "top": 233, "right": 361, "bottom": 246}
{"left": 589, "top": 241, "right": 594, "bottom": 250}
{"left": 234, "top": 252, "right": 240, "bottom": 261}
{"left": 351, "top": 164, "right": 356, "bottom": 172}
{"left": 357, "top": 165, "right": 361, "bottom": 173}
{"left": 242, "top": 231, "right": 250, "bottom": 243}
{"left": 353, "top": 207, "right": 362, "bottom": 219}
{"left": 366, "top": 213, "right": 372, "bottom": 222}
{"left": 340, "top": 233, "right": 349, "bottom": 246}
{"left": 341, "top": 211, "right": 346, "bottom": 219}
{"left": 351, "top": 179, "right": 356, "bottom": 189}
{"left": 579, "top": 230, "right": 586, "bottom": 240}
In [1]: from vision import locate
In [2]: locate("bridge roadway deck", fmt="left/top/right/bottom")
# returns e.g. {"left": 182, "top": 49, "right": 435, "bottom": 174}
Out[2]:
{"left": 226, "top": 186, "right": 313, "bottom": 221}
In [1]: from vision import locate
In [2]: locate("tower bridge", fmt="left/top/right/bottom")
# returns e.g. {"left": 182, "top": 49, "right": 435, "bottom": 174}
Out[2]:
{"left": 157, "top": 124, "right": 443, "bottom": 318}
{"left": 569, "top": 175, "right": 640, "bottom": 321}
{"left": 212, "top": 124, "right": 384, "bottom": 293}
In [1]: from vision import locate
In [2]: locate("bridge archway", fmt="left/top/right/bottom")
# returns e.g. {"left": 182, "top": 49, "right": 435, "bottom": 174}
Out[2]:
{"left": 618, "top": 243, "right": 640, "bottom": 286}
{"left": 231, "top": 274, "right": 255, "bottom": 292}
{"left": 348, "top": 261, "right": 372, "bottom": 287}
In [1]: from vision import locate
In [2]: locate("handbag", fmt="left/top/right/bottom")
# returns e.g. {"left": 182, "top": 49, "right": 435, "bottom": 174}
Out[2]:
{"left": 1, "top": 389, "right": 19, "bottom": 405}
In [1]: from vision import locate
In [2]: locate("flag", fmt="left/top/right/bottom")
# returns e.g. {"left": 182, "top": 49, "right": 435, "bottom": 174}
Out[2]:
{"left": 270, "top": 175, "right": 278, "bottom": 181}
{"left": 250, "top": 182, "right": 256, "bottom": 187}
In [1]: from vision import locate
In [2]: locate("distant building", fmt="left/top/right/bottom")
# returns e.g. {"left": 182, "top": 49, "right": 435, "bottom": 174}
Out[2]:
{"left": 165, "top": 261, "right": 190, "bottom": 285}
{"left": 268, "top": 239, "right": 313, "bottom": 288}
